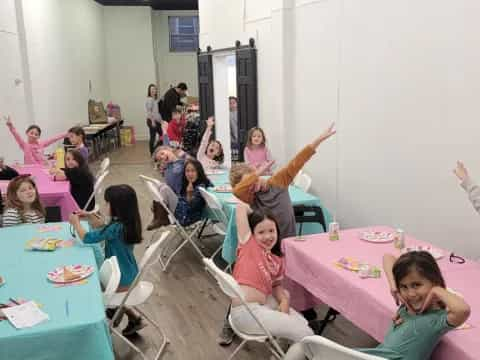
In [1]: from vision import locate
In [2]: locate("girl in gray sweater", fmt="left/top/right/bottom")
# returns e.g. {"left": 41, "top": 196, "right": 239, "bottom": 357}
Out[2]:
{"left": 454, "top": 161, "right": 480, "bottom": 213}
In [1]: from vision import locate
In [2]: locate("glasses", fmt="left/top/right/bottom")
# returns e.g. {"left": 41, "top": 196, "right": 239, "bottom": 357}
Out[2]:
{"left": 449, "top": 253, "right": 465, "bottom": 264}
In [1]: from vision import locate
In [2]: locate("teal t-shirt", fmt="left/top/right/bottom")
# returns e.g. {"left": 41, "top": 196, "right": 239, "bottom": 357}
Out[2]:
{"left": 357, "top": 306, "right": 454, "bottom": 360}
{"left": 83, "top": 222, "right": 139, "bottom": 287}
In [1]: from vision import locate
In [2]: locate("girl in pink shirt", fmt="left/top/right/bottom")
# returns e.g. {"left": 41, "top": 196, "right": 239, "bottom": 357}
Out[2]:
{"left": 230, "top": 203, "right": 313, "bottom": 342}
{"left": 243, "top": 127, "right": 274, "bottom": 175}
{"left": 197, "top": 117, "right": 224, "bottom": 172}
{"left": 6, "top": 117, "right": 67, "bottom": 165}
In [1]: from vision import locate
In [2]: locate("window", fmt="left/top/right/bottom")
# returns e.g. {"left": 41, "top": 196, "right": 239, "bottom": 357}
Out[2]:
{"left": 168, "top": 16, "right": 199, "bottom": 53}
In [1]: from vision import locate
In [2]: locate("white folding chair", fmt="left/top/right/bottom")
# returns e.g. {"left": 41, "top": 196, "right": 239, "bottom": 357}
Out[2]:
{"left": 99, "top": 256, "right": 121, "bottom": 306}
{"left": 83, "top": 170, "right": 109, "bottom": 211}
{"left": 198, "top": 187, "right": 228, "bottom": 260}
{"left": 294, "top": 172, "right": 312, "bottom": 193}
{"left": 97, "top": 157, "right": 110, "bottom": 178}
{"left": 108, "top": 232, "right": 171, "bottom": 360}
{"left": 141, "top": 177, "right": 205, "bottom": 271}
{"left": 301, "top": 336, "right": 386, "bottom": 360}
{"left": 139, "top": 174, "right": 162, "bottom": 187}
{"left": 203, "top": 258, "right": 285, "bottom": 360}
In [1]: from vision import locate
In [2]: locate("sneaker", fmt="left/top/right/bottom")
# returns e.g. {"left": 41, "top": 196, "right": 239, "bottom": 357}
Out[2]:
{"left": 217, "top": 322, "right": 235, "bottom": 346}
{"left": 122, "top": 318, "right": 147, "bottom": 337}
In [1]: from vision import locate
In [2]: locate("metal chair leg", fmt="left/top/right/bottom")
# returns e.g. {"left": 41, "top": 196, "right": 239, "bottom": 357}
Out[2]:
{"left": 227, "top": 339, "right": 247, "bottom": 360}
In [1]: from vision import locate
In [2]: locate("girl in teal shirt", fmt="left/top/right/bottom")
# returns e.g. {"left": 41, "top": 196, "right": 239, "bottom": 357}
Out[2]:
{"left": 69, "top": 184, "right": 145, "bottom": 337}
{"left": 284, "top": 251, "right": 471, "bottom": 360}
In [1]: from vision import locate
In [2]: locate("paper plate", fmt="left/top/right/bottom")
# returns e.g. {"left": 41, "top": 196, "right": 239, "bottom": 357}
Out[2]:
{"left": 401, "top": 246, "right": 444, "bottom": 260}
{"left": 206, "top": 169, "right": 226, "bottom": 175}
{"left": 47, "top": 265, "right": 94, "bottom": 284}
{"left": 225, "top": 197, "right": 240, "bottom": 204}
{"left": 214, "top": 185, "right": 232, "bottom": 193}
{"left": 360, "top": 231, "right": 395, "bottom": 243}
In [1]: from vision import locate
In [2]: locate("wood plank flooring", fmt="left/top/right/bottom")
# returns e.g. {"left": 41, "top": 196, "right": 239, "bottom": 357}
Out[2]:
{"left": 93, "top": 142, "right": 378, "bottom": 360}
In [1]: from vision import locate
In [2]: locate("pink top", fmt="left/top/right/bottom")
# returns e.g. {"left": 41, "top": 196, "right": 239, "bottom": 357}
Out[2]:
{"left": 197, "top": 127, "right": 220, "bottom": 171}
{"left": 243, "top": 146, "right": 273, "bottom": 173}
{"left": 7, "top": 124, "right": 67, "bottom": 165}
{"left": 233, "top": 235, "right": 284, "bottom": 296}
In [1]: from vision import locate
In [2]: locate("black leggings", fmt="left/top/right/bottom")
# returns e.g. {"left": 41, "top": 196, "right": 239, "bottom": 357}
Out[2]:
{"left": 147, "top": 120, "right": 163, "bottom": 155}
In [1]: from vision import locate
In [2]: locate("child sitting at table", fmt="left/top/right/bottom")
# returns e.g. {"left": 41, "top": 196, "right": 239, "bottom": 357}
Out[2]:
{"left": 218, "top": 123, "right": 336, "bottom": 345}
{"left": 69, "top": 184, "right": 146, "bottom": 337}
{"left": 197, "top": 117, "right": 224, "bottom": 172}
{"left": 284, "top": 251, "right": 471, "bottom": 360}
{"left": 3, "top": 175, "right": 45, "bottom": 226}
{"left": 166, "top": 107, "right": 187, "bottom": 144}
{"left": 453, "top": 161, "right": 480, "bottom": 214}
{"left": 244, "top": 127, "right": 274, "bottom": 175}
{"left": 0, "top": 157, "right": 19, "bottom": 180}
{"left": 230, "top": 123, "right": 335, "bottom": 244}
{"left": 5, "top": 116, "right": 67, "bottom": 165}
{"left": 50, "top": 149, "right": 95, "bottom": 211}
{"left": 229, "top": 202, "right": 313, "bottom": 342}
{"left": 173, "top": 158, "right": 212, "bottom": 226}
{"left": 67, "top": 126, "right": 89, "bottom": 161}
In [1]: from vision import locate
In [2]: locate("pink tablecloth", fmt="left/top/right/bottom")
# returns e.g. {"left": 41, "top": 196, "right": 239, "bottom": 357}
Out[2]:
{"left": 0, "top": 165, "right": 79, "bottom": 220}
{"left": 283, "top": 226, "right": 479, "bottom": 360}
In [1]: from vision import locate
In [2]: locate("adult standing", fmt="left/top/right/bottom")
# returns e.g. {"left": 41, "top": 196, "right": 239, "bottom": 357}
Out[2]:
{"left": 159, "top": 83, "right": 188, "bottom": 122}
{"left": 229, "top": 96, "right": 239, "bottom": 160}
{"left": 145, "top": 84, "right": 162, "bottom": 155}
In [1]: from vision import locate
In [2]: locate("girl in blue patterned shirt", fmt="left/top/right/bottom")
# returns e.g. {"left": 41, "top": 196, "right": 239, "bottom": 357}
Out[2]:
{"left": 69, "top": 184, "right": 145, "bottom": 337}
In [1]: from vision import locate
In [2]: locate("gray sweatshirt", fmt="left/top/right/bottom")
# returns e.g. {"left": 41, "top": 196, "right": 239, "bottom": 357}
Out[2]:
{"left": 145, "top": 97, "right": 162, "bottom": 123}
{"left": 461, "top": 176, "right": 480, "bottom": 214}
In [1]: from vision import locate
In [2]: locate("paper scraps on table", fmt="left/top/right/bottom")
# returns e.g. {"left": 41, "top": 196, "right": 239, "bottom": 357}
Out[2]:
{"left": 335, "top": 257, "right": 381, "bottom": 279}
{"left": 37, "top": 224, "right": 63, "bottom": 233}
{"left": 1, "top": 301, "right": 49, "bottom": 329}
{"left": 25, "top": 238, "right": 61, "bottom": 251}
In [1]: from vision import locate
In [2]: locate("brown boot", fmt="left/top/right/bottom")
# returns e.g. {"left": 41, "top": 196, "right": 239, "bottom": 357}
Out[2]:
{"left": 146, "top": 201, "right": 170, "bottom": 230}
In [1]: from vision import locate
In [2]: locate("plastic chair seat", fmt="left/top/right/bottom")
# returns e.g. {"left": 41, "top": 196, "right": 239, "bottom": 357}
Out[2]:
{"left": 229, "top": 314, "right": 268, "bottom": 342}
{"left": 108, "top": 281, "right": 154, "bottom": 307}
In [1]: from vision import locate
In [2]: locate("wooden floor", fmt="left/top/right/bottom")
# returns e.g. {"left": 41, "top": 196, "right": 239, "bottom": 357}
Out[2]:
{"left": 94, "top": 141, "right": 378, "bottom": 360}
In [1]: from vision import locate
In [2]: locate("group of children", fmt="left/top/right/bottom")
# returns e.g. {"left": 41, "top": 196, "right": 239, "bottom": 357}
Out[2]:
{"left": 0, "top": 112, "right": 475, "bottom": 356}
{"left": 1, "top": 118, "right": 95, "bottom": 227}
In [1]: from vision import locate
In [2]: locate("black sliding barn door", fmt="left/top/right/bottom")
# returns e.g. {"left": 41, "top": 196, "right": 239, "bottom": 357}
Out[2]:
{"left": 236, "top": 46, "right": 258, "bottom": 161}
{"left": 197, "top": 53, "right": 214, "bottom": 121}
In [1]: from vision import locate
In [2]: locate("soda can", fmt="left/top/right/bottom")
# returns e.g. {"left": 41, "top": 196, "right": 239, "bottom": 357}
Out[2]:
{"left": 394, "top": 229, "right": 405, "bottom": 249}
{"left": 329, "top": 222, "right": 340, "bottom": 241}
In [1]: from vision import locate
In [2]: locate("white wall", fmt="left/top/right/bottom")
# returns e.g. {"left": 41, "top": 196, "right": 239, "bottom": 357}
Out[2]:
{"left": 104, "top": 6, "right": 156, "bottom": 140}
{"left": 199, "top": 0, "right": 480, "bottom": 258}
{"left": 21, "top": 0, "right": 108, "bottom": 143}
{"left": 152, "top": 10, "right": 199, "bottom": 97}
{"left": 0, "top": 0, "right": 29, "bottom": 163}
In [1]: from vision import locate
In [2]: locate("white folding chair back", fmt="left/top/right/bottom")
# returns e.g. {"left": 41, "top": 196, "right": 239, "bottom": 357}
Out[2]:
{"left": 83, "top": 170, "right": 109, "bottom": 211}
{"left": 294, "top": 172, "right": 312, "bottom": 193}
{"left": 301, "top": 336, "right": 387, "bottom": 360}
{"left": 144, "top": 180, "right": 175, "bottom": 225}
{"left": 108, "top": 232, "right": 171, "bottom": 360}
{"left": 99, "top": 256, "right": 121, "bottom": 304}
{"left": 203, "top": 258, "right": 285, "bottom": 360}
{"left": 139, "top": 174, "right": 163, "bottom": 188}
{"left": 198, "top": 187, "right": 228, "bottom": 259}
{"left": 140, "top": 175, "right": 205, "bottom": 271}
{"left": 97, "top": 157, "right": 110, "bottom": 178}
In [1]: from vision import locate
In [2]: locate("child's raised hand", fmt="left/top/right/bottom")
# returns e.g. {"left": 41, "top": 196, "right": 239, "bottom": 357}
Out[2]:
{"left": 256, "top": 160, "right": 275, "bottom": 176}
{"left": 207, "top": 116, "right": 215, "bottom": 128}
{"left": 420, "top": 287, "right": 442, "bottom": 314}
{"left": 311, "top": 122, "right": 336, "bottom": 148}
{"left": 454, "top": 161, "right": 468, "bottom": 181}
